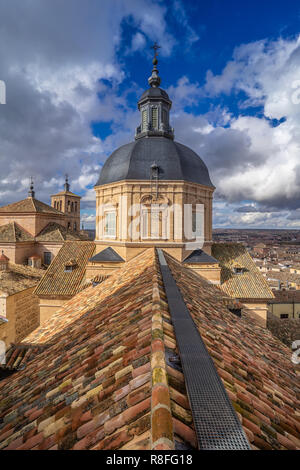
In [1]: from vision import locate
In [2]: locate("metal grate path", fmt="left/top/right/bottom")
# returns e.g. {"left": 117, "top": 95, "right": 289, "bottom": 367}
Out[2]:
{"left": 157, "top": 249, "right": 251, "bottom": 450}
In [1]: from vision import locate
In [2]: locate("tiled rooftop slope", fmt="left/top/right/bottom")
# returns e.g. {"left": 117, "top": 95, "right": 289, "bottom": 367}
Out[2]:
{"left": 0, "top": 197, "right": 62, "bottom": 215}
{"left": 165, "top": 252, "right": 300, "bottom": 450}
{"left": 34, "top": 241, "right": 95, "bottom": 298}
{"left": 0, "top": 249, "right": 299, "bottom": 450}
{"left": 212, "top": 243, "right": 274, "bottom": 299}
{"left": 0, "top": 248, "right": 196, "bottom": 450}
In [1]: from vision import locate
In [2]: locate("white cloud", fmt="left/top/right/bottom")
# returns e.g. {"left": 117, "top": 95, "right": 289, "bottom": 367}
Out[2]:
{"left": 0, "top": 0, "right": 176, "bottom": 209}
{"left": 168, "top": 35, "right": 300, "bottom": 220}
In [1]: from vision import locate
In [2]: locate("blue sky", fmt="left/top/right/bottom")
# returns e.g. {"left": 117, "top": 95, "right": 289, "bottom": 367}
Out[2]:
{"left": 1, "top": 0, "right": 300, "bottom": 229}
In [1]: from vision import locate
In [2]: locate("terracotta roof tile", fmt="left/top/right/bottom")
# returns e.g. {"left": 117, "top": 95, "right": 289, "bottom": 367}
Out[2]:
{"left": 212, "top": 243, "right": 274, "bottom": 299}
{"left": 0, "top": 198, "right": 63, "bottom": 215}
{"left": 0, "top": 222, "right": 34, "bottom": 242}
{"left": 34, "top": 241, "right": 95, "bottom": 298}
{"left": 36, "top": 223, "right": 88, "bottom": 242}
{"left": 0, "top": 249, "right": 196, "bottom": 450}
{"left": 0, "top": 263, "right": 44, "bottom": 295}
{"left": 0, "top": 249, "right": 298, "bottom": 450}
{"left": 164, "top": 252, "right": 299, "bottom": 450}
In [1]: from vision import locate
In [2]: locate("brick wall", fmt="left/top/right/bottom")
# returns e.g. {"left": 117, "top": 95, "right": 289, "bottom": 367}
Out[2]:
{"left": 14, "top": 287, "right": 40, "bottom": 343}
{"left": 0, "top": 287, "right": 40, "bottom": 347}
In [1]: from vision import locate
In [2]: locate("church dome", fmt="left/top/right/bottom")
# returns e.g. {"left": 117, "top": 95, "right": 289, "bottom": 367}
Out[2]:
{"left": 96, "top": 137, "right": 214, "bottom": 187}
{"left": 139, "top": 87, "right": 171, "bottom": 102}
{"left": 96, "top": 45, "right": 214, "bottom": 188}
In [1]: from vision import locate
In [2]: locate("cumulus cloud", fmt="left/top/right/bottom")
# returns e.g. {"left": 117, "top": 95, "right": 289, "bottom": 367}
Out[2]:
{"left": 166, "top": 35, "right": 300, "bottom": 227}
{"left": 1, "top": 1, "right": 300, "bottom": 230}
{"left": 0, "top": 0, "right": 176, "bottom": 222}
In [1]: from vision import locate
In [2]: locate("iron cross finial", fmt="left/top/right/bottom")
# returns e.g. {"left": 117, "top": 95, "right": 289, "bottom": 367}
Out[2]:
{"left": 151, "top": 42, "right": 161, "bottom": 58}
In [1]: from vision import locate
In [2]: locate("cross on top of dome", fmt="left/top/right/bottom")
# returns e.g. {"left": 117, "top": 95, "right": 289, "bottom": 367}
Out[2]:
{"left": 149, "top": 42, "right": 161, "bottom": 88}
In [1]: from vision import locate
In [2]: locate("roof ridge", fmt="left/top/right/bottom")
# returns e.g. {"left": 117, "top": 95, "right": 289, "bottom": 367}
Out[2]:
{"left": 57, "top": 225, "right": 65, "bottom": 241}
{"left": 12, "top": 221, "right": 16, "bottom": 242}
{"left": 150, "top": 258, "right": 175, "bottom": 450}
{"left": 244, "top": 250, "right": 275, "bottom": 297}
{"left": 158, "top": 249, "right": 251, "bottom": 450}
{"left": 31, "top": 197, "right": 37, "bottom": 212}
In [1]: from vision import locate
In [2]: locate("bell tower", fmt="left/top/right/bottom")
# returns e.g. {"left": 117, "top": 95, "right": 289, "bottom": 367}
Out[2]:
{"left": 51, "top": 176, "right": 81, "bottom": 232}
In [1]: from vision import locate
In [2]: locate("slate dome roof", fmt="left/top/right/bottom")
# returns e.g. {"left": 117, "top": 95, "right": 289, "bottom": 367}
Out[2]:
{"left": 138, "top": 87, "right": 171, "bottom": 102}
{"left": 96, "top": 137, "right": 214, "bottom": 187}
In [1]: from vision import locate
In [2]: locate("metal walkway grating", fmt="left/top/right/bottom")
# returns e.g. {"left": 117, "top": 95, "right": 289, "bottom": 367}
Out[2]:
{"left": 157, "top": 249, "right": 251, "bottom": 450}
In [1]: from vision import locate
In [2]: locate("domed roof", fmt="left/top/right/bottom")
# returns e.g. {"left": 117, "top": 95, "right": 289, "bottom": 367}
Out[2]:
{"left": 138, "top": 87, "right": 171, "bottom": 103}
{"left": 96, "top": 137, "right": 214, "bottom": 187}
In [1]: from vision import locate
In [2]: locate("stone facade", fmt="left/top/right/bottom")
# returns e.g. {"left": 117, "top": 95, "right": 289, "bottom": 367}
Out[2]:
{"left": 91, "top": 179, "right": 214, "bottom": 275}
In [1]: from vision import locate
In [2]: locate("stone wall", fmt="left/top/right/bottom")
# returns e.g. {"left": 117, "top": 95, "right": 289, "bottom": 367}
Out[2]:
{"left": 14, "top": 287, "right": 40, "bottom": 343}
{"left": 0, "top": 287, "right": 40, "bottom": 347}
{"left": 267, "top": 311, "right": 300, "bottom": 347}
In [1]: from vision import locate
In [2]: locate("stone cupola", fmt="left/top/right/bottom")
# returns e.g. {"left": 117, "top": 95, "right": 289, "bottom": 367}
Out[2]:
{"left": 135, "top": 43, "right": 174, "bottom": 140}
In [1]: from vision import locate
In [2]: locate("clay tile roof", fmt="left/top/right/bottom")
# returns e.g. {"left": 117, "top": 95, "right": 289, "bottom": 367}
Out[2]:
{"left": 89, "top": 247, "right": 125, "bottom": 263}
{"left": 0, "top": 344, "right": 45, "bottom": 372}
{"left": 0, "top": 198, "right": 63, "bottom": 215}
{"left": 35, "top": 223, "right": 88, "bottom": 242}
{"left": 0, "top": 249, "right": 298, "bottom": 450}
{"left": 0, "top": 249, "right": 197, "bottom": 450}
{"left": 164, "top": 252, "right": 300, "bottom": 450}
{"left": 34, "top": 241, "right": 95, "bottom": 298}
{"left": 0, "top": 263, "right": 44, "bottom": 295}
{"left": 0, "top": 222, "right": 34, "bottom": 242}
{"left": 212, "top": 243, "right": 274, "bottom": 300}
{"left": 79, "top": 274, "right": 110, "bottom": 292}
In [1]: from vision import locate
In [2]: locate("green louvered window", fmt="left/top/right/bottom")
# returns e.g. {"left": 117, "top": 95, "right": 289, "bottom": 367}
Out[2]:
{"left": 152, "top": 107, "right": 158, "bottom": 128}
{"left": 162, "top": 109, "right": 168, "bottom": 125}
{"left": 142, "top": 110, "right": 147, "bottom": 131}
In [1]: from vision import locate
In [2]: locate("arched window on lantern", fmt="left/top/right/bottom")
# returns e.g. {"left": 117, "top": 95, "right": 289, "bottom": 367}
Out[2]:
{"left": 152, "top": 107, "right": 158, "bottom": 128}
{"left": 142, "top": 109, "right": 147, "bottom": 131}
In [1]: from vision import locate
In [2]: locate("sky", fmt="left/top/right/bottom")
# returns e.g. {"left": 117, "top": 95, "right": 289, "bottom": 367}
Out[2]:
{"left": 1, "top": 0, "right": 300, "bottom": 229}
